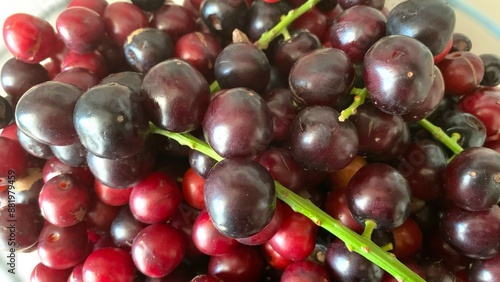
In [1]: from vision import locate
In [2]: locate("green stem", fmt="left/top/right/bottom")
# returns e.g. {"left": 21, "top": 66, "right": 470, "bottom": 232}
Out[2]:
{"left": 149, "top": 123, "right": 425, "bottom": 282}
{"left": 362, "top": 219, "right": 377, "bottom": 239}
{"left": 417, "top": 119, "right": 464, "bottom": 155}
{"left": 339, "top": 87, "right": 369, "bottom": 122}
{"left": 208, "top": 0, "right": 322, "bottom": 92}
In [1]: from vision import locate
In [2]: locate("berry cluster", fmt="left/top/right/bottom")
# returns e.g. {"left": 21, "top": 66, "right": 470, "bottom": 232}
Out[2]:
{"left": 1, "top": 0, "right": 500, "bottom": 281}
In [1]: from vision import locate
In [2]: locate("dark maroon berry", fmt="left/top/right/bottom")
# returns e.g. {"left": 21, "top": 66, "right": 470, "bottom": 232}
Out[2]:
{"left": 289, "top": 48, "right": 355, "bottom": 108}
{"left": 56, "top": 7, "right": 106, "bottom": 54}
{"left": 124, "top": 28, "right": 174, "bottom": 74}
{"left": 214, "top": 42, "right": 271, "bottom": 94}
{"left": 204, "top": 158, "right": 276, "bottom": 238}
{"left": 386, "top": 0, "right": 456, "bottom": 55}
{"left": 0, "top": 58, "right": 50, "bottom": 100}
{"left": 346, "top": 163, "right": 412, "bottom": 229}
{"left": 142, "top": 59, "right": 210, "bottom": 133}
{"left": 15, "top": 81, "right": 83, "bottom": 146}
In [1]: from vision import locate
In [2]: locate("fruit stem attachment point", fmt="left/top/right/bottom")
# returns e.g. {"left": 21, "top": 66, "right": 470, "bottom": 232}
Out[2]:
{"left": 450, "top": 132, "right": 461, "bottom": 143}
{"left": 361, "top": 219, "right": 377, "bottom": 239}
{"left": 210, "top": 80, "right": 221, "bottom": 94}
{"left": 339, "top": 87, "right": 368, "bottom": 122}
{"left": 417, "top": 119, "right": 464, "bottom": 155}
{"left": 149, "top": 122, "right": 425, "bottom": 282}
{"left": 380, "top": 243, "right": 394, "bottom": 252}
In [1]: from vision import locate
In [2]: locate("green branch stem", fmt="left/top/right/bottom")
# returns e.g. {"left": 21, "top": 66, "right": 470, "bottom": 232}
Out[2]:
{"left": 339, "top": 87, "right": 369, "bottom": 122}
{"left": 209, "top": 0, "right": 322, "bottom": 93}
{"left": 149, "top": 122, "right": 425, "bottom": 282}
{"left": 417, "top": 119, "right": 464, "bottom": 155}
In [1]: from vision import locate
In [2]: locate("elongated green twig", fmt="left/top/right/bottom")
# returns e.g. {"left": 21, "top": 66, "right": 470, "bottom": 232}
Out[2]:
{"left": 149, "top": 122, "right": 425, "bottom": 282}
{"left": 417, "top": 119, "right": 464, "bottom": 155}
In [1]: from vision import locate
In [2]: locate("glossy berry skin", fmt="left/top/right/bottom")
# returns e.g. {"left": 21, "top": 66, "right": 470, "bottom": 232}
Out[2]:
{"left": 441, "top": 205, "right": 500, "bottom": 259}
{"left": 61, "top": 50, "right": 109, "bottom": 80}
{"left": 67, "top": 0, "right": 108, "bottom": 16}
{"left": 350, "top": 102, "right": 407, "bottom": 157}
{"left": 131, "top": 224, "right": 185, "bottom": 277}
{"left": 329, "top": 5, "right": 386, "bottom": 64}
{"left": 262, "top": 88, "right": 298, "bottom": 142}
{"left": 37, "top": 222, "right": 90, "bottom": 270}
{"left": 236, "top": 200, "right": 286, "bottom": 246}
{"left": 182, "top": 168, "right": 206, "bottom": 210}
{"left": 246, "top": 0, "right": 291, "bottom": 42}
{"left": 124, "top": 28, "right": 174, "bottom": 74}
{"left": 325, "top": 238, "right": 383, "bottom": 281}
{"left": 396, "top": 140, "right": 447, "bottom": 201}
{"left": 214, "top": 42, "right": 270, "bottom": 94}
{"left": 129, "top": 171, "right": 182, "bottom": 224}
{"left": 208, "top": 245, "right": 263, "bottom": 282}
{"left": 401, "top": 65, "right": 445, "bottom": 122}
{"left": 56, "top": 7, "right": 106, "bottom": 54}
{"left": 150, "top": 4, "right": 197, "bottom": 41}
{"left": 257, "top": 147, "right": 305, "bottom": 192}
{"left": 204, "top": 158, "right": 276, "bottom": 238}
{"left": 86, "top": 146, "right": 154, "bottom": 189}
{"left": 50, "top": 141, "right": 87, "bottom": 167}
{"left": 132, "top": 0, "right": 164, "bottom": 11}
{"left": 42, "top": 156, "right": 94, "bottom": 188}
{"left": 142, "top": 59, "right": 210, "bottom": 133}
{"left": 281, "top": 260, "right": 330, "bottom": 282}
{"left": 174, "top": 32, "right": 222, "bottom": 83}
{"left": 363, "top": 35, "right": 435, "bottom": 116}
{"left": 468, "top": 253, "right": 500, "bottom": 282}
{"left": 0, "top": 58, "right": 50, "bottom": 100}
{"left": 39, "top": 174, "right": 90, "bottom": 227}
{"left": 346, "top": 163, "right": 412, "bottom": 229}
{"left": 202, "top": 88, "right": 273, "bottom": 159}
{"left": 290, "top": 106, "right": 358, "bottom": 172}
{"left": 269, "top": 212, "right": 318, "bottom": 261}
{"left": 450, "top": 32, "right": 472, "bottom": 52}
{"left": 437, "top": 51, "right": 485, "bottom": 96}
{"left": 338, "top": 0, "right": 385, "bottom": 10}
{"left": 2, "top": 13, "right": 58, "bottom": 63}
{"left": 438, "top": 111, "right": 487, "bottom": 149}
{"left": 53, "top": 68, "right": 99, "bottom": 91}
{"left": 289, "top": 48, "right": 354, "bottom": 108}
{"left": 290, "top": 8, "right": 327, "bottom": 40}
{"left": 82, "top": 248, "right": 136, "bottom": 282}
{"left": 191, "top": 209, "right": 238, "bottom": 256}
{"left": 273, "top": 30, "right": 321, "bottom": 76}
{"left": 459, "top": 86, "right": 500, "bottom": 137}
{"left": 444, "top": 147, "right": 500, "bottom": 211}
{"left": 30, "top": 263, "right": 73, "bottom": 282}
{"left": 100, "top": 71, "right": 143, "bottom": 94}
{"left": 15, "top": 81, "right": 83, "bottom": 146}
{"left": 110, "top": 206, "right": 147, "bottom": 250}
{"left": 0, "top": 203, "right": 44, "bottom": 251}
{"left": 17, "top": 130, "right": 48, "bottom": 159}
{"left": 200, "top": 0, "right": 248, "bottom": 40}
{"left": 386, "top": 0, "right": 455, "bottom": 55}
{"left": 188, "top": 150, "right": 217, "bottom": 178}
{"left": 480, "top": 53, "right": 500, "bottom": 86}
{"left": 392, "top": 218, "right": 423, "bottom": 260}
{"left": 74, "top": 83, "right": 149, "bottom": 159}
